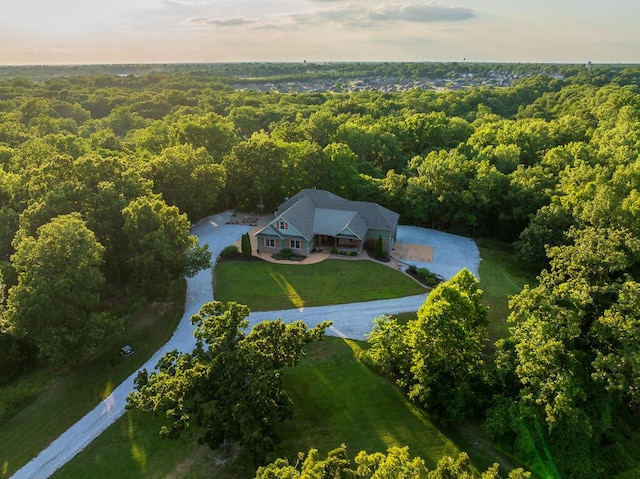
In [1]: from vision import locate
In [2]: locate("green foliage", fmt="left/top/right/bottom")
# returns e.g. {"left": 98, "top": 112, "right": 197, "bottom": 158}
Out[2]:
{"left": 255, "top": 445, "right": 530, "bottom": 479}
{"left": 5, "top": 214, "right": 118, "bottom": 365}
{"left": 0, "top": 281, "right": 187, "bottom": 477}
{"left": 223, "top": 132, "right": 287, "bottom": 210}
{"left": 127, "top": 301, "right": 330, "bottom": 464}
{"left": 1, "top": 65, "right": 640, "bottom": 475}
{"left": 368, "top": 269, "right": 489, "bottom": 423}
{"left": 169, "top": 112, "right": 238, "bottom": 160}
{"left": 241, "top": 232, "right": 252, "bottom": 258}
{"left": 121, "top": 194, "right": 211, "bottom": 297}
{"left": 416, "top": 267, "right": 441, "bottom": 287}
{"left": 147, "top": 144, "right": 225, "bottom": 221}
{"left": 221, "top": 244, "right": 239, "bottom": 258}
{"left": 0, "top": 333, "right": 37, "bottom": 386}
{"left": 277, "top": 248, "right": 295, "bottom": 260}
{"left": 494, "top": 226, "right": 640, "bottom": 477}
{"left": 374, "top": 234, "right": 385, "bottom": 258}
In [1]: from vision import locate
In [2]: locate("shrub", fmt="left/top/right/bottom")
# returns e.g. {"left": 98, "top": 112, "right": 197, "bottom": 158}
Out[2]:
{"left": 221, "top": 245, "right": 239, "bottom": 258}
{"left": 349, "top": 251, "right": 357, "bottom": 256}
{"left": 417, "top": 267, "right": 440, "bottom": 286}
{"left": 241, "top": 233, "right": 252, "bottom": 258}
{"left": 374, "top": 235, "right": 386, "bottom": 258}
{"left": 0, "top": 375, "right": 45, "bottom": 423}
{"left": 279, "top": 248, "right": 294, "bottom": 260}
{"left": 0, "top": 333, "right": 38, "bottom": 386}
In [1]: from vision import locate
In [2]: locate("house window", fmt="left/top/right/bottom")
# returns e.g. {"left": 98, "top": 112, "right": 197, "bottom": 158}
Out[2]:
{"left": 289, "top": 239, "right": 302, "bottom": 249}
{"left": 278, "top": 220, "right": 288, "bottom": 230}
{"left": 264, "top": 238, "right": 276, "bottom": 248}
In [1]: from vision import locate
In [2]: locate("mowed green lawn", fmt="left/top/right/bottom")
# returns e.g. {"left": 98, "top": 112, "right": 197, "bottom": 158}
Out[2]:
{"left": 476, "top": 239, "right": 537, "bottom": 343}
{"left": 214, "top": 258, "right": 426, "bottom": 311}
{"left": 54, "top": 337, "right": 461, "bottom": 479}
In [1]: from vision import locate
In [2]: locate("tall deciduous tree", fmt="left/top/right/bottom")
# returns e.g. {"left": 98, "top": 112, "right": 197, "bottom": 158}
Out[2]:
{"left": 222, "top": 132, "right": 287, "bottom": 210}
{"left": 148, "top": 144, "right": 226, "bottom": 221}
{"left": 495, "top": 226, "right": 640, "bottom": 476}
{"left": 121, "top": 194, "right": 211, "bottom": 297}
{"left": 368, "top": 269, "right": 488, "bottom": 423}
{"left": 127, "top": 301, "right": 330, "bottom": 464}
{"left": 405, "top": 268, "right": 488, "bottom": 421}
{"left": 170, "top": 112, "right": 238, "bottom": 160}
{"left": 5, "top": 213, "right": 116, "bottom": 365}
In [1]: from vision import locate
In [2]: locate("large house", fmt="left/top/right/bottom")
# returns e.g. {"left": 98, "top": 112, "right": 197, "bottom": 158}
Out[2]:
{"left": 255, "top": 189, "right": 399, "bottom": 257}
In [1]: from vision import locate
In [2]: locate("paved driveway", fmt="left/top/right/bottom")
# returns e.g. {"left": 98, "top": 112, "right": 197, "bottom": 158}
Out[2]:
{"left": 11, "top": 216, "right": 479, "bottom": 478}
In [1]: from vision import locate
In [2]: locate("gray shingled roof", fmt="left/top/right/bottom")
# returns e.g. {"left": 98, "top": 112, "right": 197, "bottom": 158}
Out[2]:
{"left": 313, "top": 208, "right": 368, "bottom": 239}
{"left": 256, "top": 189, "right": 399, "bottom": 240}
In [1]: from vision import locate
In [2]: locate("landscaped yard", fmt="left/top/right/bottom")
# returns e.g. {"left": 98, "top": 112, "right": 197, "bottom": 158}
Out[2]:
{"left": 214, "top": 258, "right": 426, "bottom": 311}
{"left": 0, "top": 282, "right": 186, "bottom": 479}
{"left": 5, "top": 241, "right": 534, "bottom": 479}
{"left": 53, "top": 337, "right": 465, "bottom": 479}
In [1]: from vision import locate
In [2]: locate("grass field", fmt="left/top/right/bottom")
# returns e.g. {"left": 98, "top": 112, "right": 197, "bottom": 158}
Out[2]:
{"left": 476, "top": 239, "right": 537, "bottom": 343}
{"left": 0, "top": 282, "right": 186, "bottom": 479}
{"left": 214, "top": 258, "right": 426, "bottom": 311}
{"left": 54, "top": 337, "right": 464, "bottom": 478}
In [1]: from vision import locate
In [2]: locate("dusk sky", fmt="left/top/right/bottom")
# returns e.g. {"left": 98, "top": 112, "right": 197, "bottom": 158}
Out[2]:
{"left": 1, "top": 0, "right": 638, "bottom": 65}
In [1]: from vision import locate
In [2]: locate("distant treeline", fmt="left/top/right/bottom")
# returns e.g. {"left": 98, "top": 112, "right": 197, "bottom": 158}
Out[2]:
{"left": 2, "top": 61, "right": 640, "bottom": 85}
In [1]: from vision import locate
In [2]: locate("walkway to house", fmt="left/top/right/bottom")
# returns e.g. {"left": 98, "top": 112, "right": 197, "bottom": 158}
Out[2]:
{"left": 231, "top": 213, "right": 332, "bottom": 265}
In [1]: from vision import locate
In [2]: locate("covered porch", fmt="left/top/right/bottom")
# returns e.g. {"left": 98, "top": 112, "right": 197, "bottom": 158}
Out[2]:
{"left": 314, "top": 234, "right": 363, "bottom": 254}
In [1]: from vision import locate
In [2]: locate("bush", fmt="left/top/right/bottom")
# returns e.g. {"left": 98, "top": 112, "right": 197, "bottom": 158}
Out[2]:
{"left": 374, "top": 235, "right": 385, "bottom": 258}
{"left": 241, "top": 233, "right": 252, "bottom": 258}
{"left": 405, "top": 265, "right": 443, "bottom": 287}
{"left": 221, "top": 245, "right": 239, "bottom": 258}
{"left": 0, "top": 333, "right": 38, "bottom": 386}
{"left": 0, "top": 375, "right": 45, "bottom": 423}
{"left": 417, "top": 267, "right": 440, "bottom": 286}
{"left": 279, "top": 248, "right": 294, "bottom": 260}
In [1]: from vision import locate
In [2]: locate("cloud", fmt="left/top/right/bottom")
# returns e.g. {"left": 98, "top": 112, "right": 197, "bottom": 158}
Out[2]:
{"left": 283, "top": 2, "right": 475, "bottom": 29}
{"left": 190, "top": 16, "right": 257, "bottom": 27}
{"left": 185, "top": 2, "right": 475, "bottom": 31}
{"left": 369, "top": 4, "right": 475, "bottom": 23}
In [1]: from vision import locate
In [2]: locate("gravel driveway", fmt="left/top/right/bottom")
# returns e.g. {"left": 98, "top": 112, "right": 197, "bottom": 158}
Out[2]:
{"left": 11, "top": 212, "right": 252, "bottom": 479}
{"left": 11, "top": 216, "right": 479, "bottom": 478}
{"left": 396, "top": 225, "right": 481, "bottom": 280}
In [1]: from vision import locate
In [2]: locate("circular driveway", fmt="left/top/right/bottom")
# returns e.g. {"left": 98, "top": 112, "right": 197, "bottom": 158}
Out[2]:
{"left": 11, "top": 214, "right": 480, "bottom": 478}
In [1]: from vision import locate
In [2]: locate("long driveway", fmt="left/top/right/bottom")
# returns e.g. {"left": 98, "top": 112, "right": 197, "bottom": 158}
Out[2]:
{"left": 11, "top": 213, "right": 479, "bottom": 478}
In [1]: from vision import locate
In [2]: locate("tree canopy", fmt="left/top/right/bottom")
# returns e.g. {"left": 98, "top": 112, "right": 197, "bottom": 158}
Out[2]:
{"left": 4, "top": 213, "right": 117, "bottom": 365}
{"left": 255, "top": 445, "right": 530, "bottom": 479}
{"left": 127, "top": 301, "right": 330, "bottom": 464}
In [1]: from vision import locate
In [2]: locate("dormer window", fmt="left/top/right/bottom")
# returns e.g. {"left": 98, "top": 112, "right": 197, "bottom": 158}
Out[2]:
{"left": 278, "top": 220, "right": 288, "bottom": 230}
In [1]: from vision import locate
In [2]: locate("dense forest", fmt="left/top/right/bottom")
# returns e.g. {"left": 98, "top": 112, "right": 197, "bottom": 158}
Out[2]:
{"left": 1, "top": 62, "right": 640, "bottom": 477}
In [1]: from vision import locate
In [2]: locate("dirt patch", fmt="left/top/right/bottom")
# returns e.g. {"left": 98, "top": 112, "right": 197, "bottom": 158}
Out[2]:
{"left": 393, "top": 242, "right": 435, "bottom": 262}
